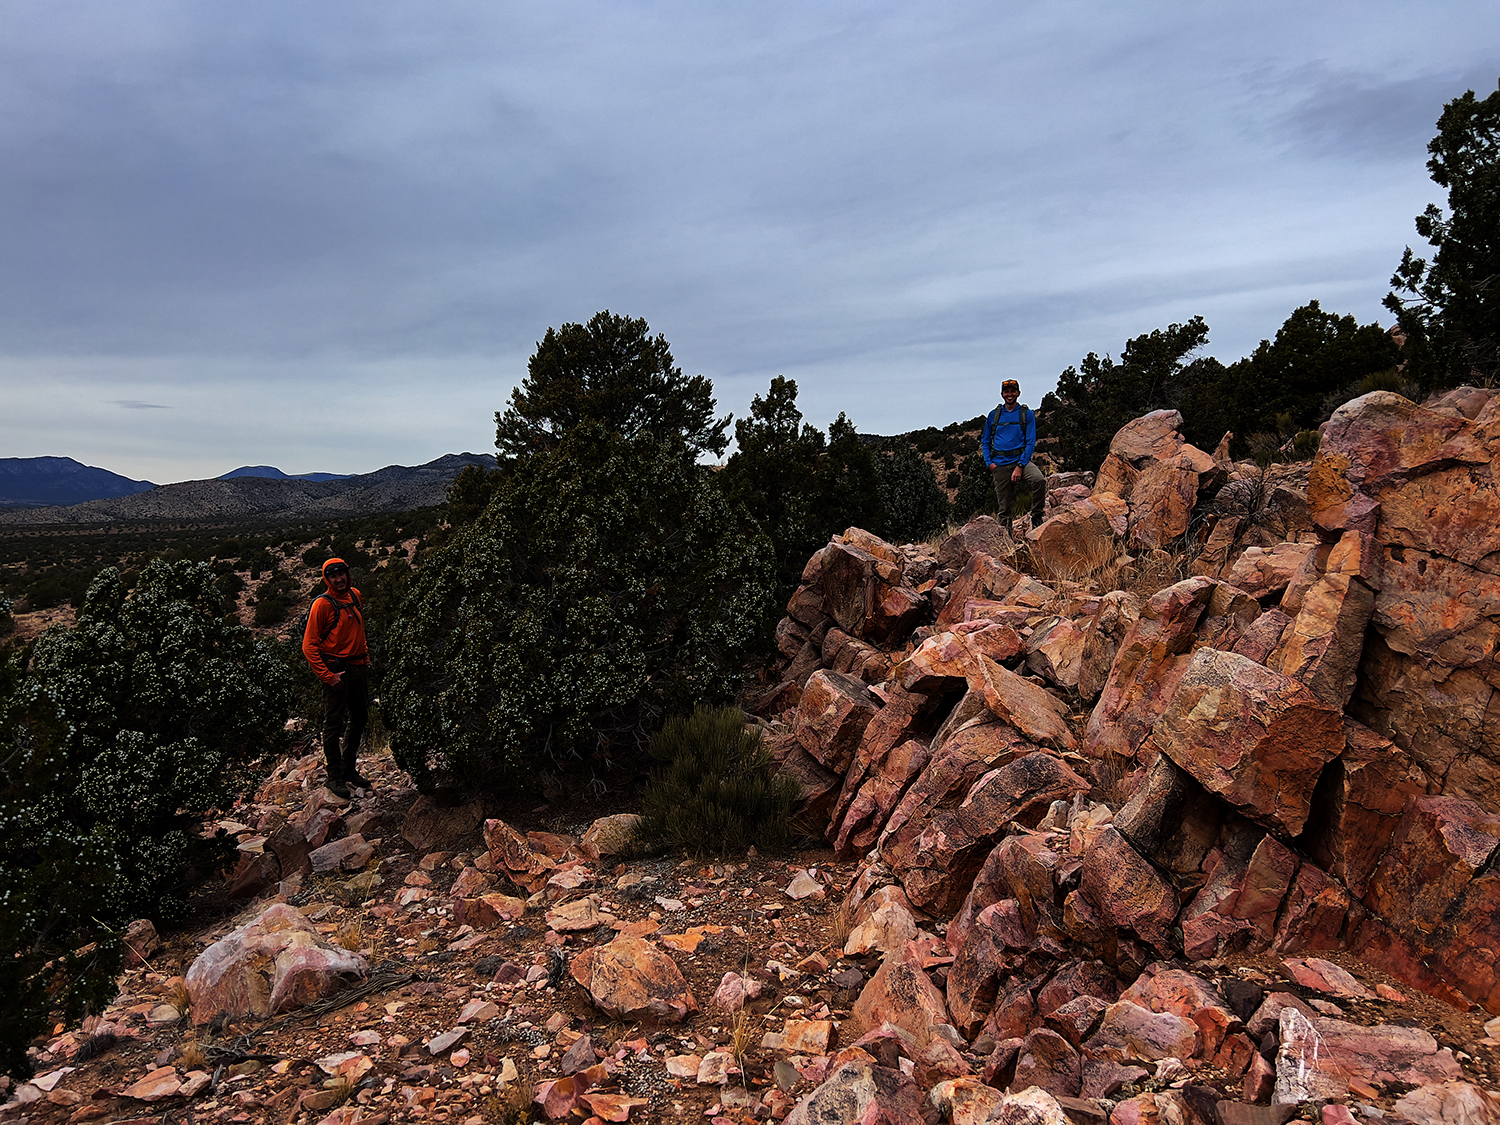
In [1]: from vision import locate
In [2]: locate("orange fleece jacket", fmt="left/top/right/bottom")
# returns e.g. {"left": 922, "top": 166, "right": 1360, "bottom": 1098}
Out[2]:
{"left": 302, "top": 557, "right": 369, "bottom": 686}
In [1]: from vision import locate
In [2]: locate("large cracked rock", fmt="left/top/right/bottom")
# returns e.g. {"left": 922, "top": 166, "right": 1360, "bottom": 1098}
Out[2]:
{"left": 881, "top": 751, "right": 1087, "bottom": 914}
{"left": 569, "top": 935, "right": 697, "bottom": 1023}
{"left": 1145, "top": 646, "right": 1343, "bottom": 836}
{"left": 1308, "top": 391, "right": 1500, "bottom": 808}
{"left": 184, "top": 904, "right": 367, "bottom": 1024}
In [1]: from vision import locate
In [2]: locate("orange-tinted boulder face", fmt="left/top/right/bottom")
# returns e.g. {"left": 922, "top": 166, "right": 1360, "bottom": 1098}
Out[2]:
{"left": 792, "top": 668, "right": 883, "bottom": 775}
{"left": 1145, "top": 647, "right": 1344, "bottom": 837}
{"left": 1309, "top": 391, "right": 1500, "bottom": 809}
{"left": 816, "top": 535, "right": 926, "bottom": 643}
{"left": 568, "top": 935, "right": 697, "bottom": 1023}
{"left": 880, "top": 751, "right": 1086, "bottom": 916}
{"left": 1363, "top": 795, "right": 1500, "bottom": 936}
{"left": 1083, "top": 577, "right": 1218, "bottom": 765}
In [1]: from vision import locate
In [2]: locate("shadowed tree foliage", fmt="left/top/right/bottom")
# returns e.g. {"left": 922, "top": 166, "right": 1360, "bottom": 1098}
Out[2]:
{"left": 1040, "top": 317, "right": 1215, "bottom": 471}
{"left": 1, "top": 560, "right": 291, "bottom": 1078}
{"left": 1385, "top": 81, "right": 1500, "bottom": 388}
{"left": 818, "top": 412, "right": 883, "bottom": 537}
{"left": 384, "top": 423, "right": 775, "bottom": 790}
{"left": 952, "top": 452, "right": 995, "bottom": 523}
{"left": 874, "top": 442, "right": 950, "bottom": 543}
{"left": 1180, "top": 302, "right": 1400, "bottom": 457}
{"left": 720, "top": 378, "right": 883, "bottom": 606}
{"left": 494, "top": 311, "right": 731, "bottom": 466}
{"left": 720, "top": 376, "right": 827, "bottom": 598}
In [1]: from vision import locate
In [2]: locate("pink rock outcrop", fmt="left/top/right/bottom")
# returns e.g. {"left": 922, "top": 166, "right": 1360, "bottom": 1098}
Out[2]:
{"left": 184, "top": 903, "right": 367, "bottom": 1024}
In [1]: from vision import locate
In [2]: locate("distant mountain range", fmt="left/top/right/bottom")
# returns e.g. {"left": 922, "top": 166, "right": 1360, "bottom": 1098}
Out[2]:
{"left": 0, "top": 456, "right": 157, "bottom": 509}
{"left": 0, "top": 454, "right": 495, "bottom": 525}
{"left": 220, "top": 465, "right": 349, "bottom": 483}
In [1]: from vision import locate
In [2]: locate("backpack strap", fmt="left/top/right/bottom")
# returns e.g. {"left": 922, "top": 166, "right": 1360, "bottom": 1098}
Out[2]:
{"left": 311, "top": 592, "right": 341, "bottom": 644}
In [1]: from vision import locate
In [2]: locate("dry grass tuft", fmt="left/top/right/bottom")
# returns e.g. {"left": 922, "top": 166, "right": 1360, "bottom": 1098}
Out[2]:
{"left": 166, "top": 980, "right": 191, "bottom": 1019}
{"left": 336, "top": 918, "right": 365, "bottom": 952}
{"left": 1090, "top": 750, "right": 1139, "bottom": 805}
{"left": 482, "top": 1077, "right": 536, "bottom": 1124}
{"left": 324, "top": 1075, "right": 355, "bottom": 1107}
{"left": 178, "top": 1039, "right": 207, "bottom": 1070}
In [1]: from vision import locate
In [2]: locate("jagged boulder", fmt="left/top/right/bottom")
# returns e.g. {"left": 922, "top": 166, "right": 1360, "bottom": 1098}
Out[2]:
{"left": 569, "top": 935, "right": 697, "bottom": 1023}
{"left": 1145, "top": 647, "right": 1343, "bottom": 836}
{"left": 184, "top": 904, "right": 367, "bottom": 1024}
{"left": 1308, "top": 391, "right": 1500, "bottom": 808}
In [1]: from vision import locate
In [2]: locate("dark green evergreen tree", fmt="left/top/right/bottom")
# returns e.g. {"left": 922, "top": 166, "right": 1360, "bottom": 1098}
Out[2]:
{"left": 720, "top": 377, "right": 827, "bottom": 599}
{"left": 494, "top": 311, "right": 730, "bottom": 466}
{"left": 1385, "top": 81, "right": 1500, "bottom": 388}
{"left": 384, "top": 424, "right": 775, "bottom": 789}
{"left": 1181, "top": 302, "right": 1399, "bottom": 456}
{"left": 815, "top": 412, "right": 883, "bottom": 537}
{"left": 1040, "top": 317, "right": 1213, "bottom": 470}
{"left": 874, "top": 444, "right": 950, "bottom": 543}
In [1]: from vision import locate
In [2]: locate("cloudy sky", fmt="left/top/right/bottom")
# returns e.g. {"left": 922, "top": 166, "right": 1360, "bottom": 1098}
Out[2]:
{"left": 0, "top": 2, "right": 1494, "bottom": 483}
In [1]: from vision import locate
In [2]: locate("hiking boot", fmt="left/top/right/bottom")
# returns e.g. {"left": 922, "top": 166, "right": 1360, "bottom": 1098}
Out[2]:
{"left": 326, "top": 776, "right": 350, "bottom": 798}
{"left": 346, "top": 771, "right": 374, "bottom": 790}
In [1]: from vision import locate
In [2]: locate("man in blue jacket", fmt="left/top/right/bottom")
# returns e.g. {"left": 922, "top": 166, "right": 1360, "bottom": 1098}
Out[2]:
{"left": 981, "top": 378, "right": 1046, "bottom": 527}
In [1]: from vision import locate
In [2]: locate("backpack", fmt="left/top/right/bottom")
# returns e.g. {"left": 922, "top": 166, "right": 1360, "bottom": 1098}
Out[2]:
{"left": 298, "top": 590, "right": 362, "bottom": 647}
{"left": 986, "top": 403, "right": 1033, "bottom": 460}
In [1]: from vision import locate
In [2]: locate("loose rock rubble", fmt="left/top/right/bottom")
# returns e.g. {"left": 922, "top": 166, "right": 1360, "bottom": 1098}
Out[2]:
{"left": 6, "top": 388, "right": 1500, "bottom": 1125}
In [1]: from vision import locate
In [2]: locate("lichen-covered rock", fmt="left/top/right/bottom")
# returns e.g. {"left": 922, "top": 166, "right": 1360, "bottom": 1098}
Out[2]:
{"left": 1084, "top": 577, "right": 1218, "bottom": 764}
{"left": 568, "top": 935, "right": 697, "bottom": 1023}
{"left": 580, "top": 813, "right": 641, "bottom": 858}
{"left": 185, "top": 903, "right": 367, "bottom": 1024}
{"left": 1146, "top": 647, "right": 1343, "bottom": 836}
{"left": 785, "top": 1061, "right": 922, "bottom": 1125}
{"left": 1079, "top": 828, "right": 1179, "bottom": 952}
{"left": 849, "top": 944, "right": 950, "bottom": 1041}
{"left": 1308, "top": 391, "right": 1500, "bottom": 809}
{"left": 1365, "top": 796, "right": 1500, "bottom": 936}
{"left": 881, "top": 751, "right": 1086, "bottom": 915}
{"left": 793, "top": 669, "right": 884, "bottom": 775}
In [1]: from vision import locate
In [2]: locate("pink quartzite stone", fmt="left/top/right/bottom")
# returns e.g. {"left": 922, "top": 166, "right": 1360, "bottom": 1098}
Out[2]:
{"left": 1146, "top": 647, "right": 1342, "bottom": 836}
{"left": 185, "top": 903, "right": 367, "bottom": 1024}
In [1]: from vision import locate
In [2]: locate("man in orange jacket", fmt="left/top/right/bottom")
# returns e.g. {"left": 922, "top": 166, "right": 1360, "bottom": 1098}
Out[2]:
{"left": 302, "top": 557, "right": 372, "bottom": 798}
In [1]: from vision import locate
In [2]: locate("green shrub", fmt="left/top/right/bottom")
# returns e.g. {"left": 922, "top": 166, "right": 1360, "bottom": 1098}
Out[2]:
{"left": 637, "top": 707, "right": 799, "bottom": 856}
{"left": 0, "top": 559, "right": 291, "bottom": 1077}
{"left": 16, "top": 560, "right": 292, "bottom": 920}
{"left": 952, "top": 452, "right": 995, "bottom": 523}
{"left": 384, "top": 424, "right": 775, "bottom": 788}
{"left": 874, "top": 443, "right": 950, "bottom": 543}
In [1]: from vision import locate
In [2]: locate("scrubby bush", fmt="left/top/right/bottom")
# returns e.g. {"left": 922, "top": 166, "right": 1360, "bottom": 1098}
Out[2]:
{"left": 951, "top": 452, "right": 995, "bottom": 523}
{"left": 637, "top": 707, "right": 799, "bottom": 856}
{"left": 874, "top": 443, "right": 950, "bottom": 543}
{"left": 384, "top": 423, "right": 775, "bottom": 789}
{"left": 0, "top": 559, "right": 291, "bottom": 1077}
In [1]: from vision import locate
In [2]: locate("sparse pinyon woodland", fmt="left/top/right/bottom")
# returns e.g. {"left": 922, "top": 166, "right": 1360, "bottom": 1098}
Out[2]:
{"left": 0, "top": 79, "right": 1497, "bottom": 1125}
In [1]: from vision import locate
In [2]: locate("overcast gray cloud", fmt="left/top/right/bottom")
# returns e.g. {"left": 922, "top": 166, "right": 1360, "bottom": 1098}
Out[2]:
{"left": 0, "top": 0, "right": 1494, "bottom": 481}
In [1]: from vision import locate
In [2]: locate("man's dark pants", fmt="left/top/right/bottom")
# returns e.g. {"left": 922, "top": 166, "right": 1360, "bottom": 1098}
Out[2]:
{"left": 990, "top": 461, "right": 1047, "bottom": 524}
{"left": 322, "top": 663, "right": 369, "bottom": 781}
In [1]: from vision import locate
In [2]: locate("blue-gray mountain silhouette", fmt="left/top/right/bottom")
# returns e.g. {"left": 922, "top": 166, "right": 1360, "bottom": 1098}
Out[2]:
{"left": 220, "top": 465, "right": 348, "bottom": 482}
{"left": 0, "top": 456, "right": 156, "bottom": 508}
